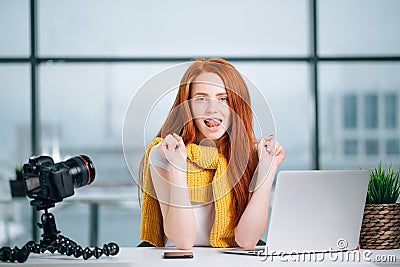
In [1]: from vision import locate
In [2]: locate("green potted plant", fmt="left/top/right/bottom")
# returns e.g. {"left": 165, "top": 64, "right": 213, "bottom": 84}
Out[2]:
{"left": 359, "top": 162, "right": 400, "bottom": 249}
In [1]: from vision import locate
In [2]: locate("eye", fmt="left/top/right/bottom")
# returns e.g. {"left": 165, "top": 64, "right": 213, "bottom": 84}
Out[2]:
{"left": 219, "top": 96, "right": 228, "bottom": 102}
{"left": 195, "top": 96, "right": 207, "bottom": 102}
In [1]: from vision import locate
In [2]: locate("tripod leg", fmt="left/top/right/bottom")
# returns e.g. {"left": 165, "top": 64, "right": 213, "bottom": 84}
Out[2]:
{"left": 45, "top": 235, "right": 119, "bottom": 260}
{"left": 1, "top": 210, "right": 120, "bottom": 263}
{"left": 0, "top": 240, "right": 41, "bottom": 263}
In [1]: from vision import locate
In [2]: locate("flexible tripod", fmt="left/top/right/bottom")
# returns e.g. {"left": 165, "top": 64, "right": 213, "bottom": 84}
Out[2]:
{"left": 0, "top": 202, "right": 119, "bottom": 263}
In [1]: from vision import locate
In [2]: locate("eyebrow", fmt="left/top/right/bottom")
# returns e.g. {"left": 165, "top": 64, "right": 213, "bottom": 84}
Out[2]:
{"left": 193, "top": 92, "right": 227, "bottom": 96}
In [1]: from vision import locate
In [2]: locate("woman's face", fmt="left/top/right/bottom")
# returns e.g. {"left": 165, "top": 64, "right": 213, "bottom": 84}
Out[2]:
{"left": 190, "top": 72, "right": 232, "bottom": 141}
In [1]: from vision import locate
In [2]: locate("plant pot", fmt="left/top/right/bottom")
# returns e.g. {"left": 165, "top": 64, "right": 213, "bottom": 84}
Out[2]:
{"left": 359, "top": 203, "right": 400, "bottom": 249}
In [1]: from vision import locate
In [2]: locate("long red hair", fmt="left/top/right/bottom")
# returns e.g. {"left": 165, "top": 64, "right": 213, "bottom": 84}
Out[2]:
{"left": 151, "top": 58, "right": 258, "bottom": 229}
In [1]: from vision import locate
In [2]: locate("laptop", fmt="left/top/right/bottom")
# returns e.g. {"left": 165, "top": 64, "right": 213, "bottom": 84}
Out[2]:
{"left": 222, "top": 170, "right": 369, "bottom": 256}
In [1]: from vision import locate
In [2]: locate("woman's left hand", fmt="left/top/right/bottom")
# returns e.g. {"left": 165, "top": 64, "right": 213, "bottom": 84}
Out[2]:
{"left": 257, "top": 136, "right": 285, "bottom": 168}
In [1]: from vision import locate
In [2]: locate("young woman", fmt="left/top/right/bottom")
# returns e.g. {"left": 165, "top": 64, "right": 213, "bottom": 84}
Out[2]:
{"left": 139, "top": 58, "right": 285, "bottom": 250}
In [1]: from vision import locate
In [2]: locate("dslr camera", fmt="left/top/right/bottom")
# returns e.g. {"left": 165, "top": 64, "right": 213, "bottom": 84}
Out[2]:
{"left": 23, "top": 155, "right": 95, "bottom": 208}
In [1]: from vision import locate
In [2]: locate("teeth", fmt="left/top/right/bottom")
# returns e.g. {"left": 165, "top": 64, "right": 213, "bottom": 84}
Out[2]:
{"left": 204, "top": 118, "right": 222, "bottom": 123}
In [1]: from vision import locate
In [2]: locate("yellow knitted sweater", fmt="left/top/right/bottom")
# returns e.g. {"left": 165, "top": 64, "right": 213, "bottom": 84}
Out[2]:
{"left": 140, "top": 138, "right": 236, "bottom": 247}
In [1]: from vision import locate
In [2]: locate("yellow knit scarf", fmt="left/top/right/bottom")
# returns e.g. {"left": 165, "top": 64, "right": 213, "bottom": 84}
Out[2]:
{"left": 140, "top": 138, "right": 236, "bottom": 247}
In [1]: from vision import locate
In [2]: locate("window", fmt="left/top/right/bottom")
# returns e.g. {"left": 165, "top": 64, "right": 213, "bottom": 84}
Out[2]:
{"left": 0, "top": 64, "right": 31, "bottom": 246}
{"left": 0, "top": 0, "right": 30, "bottom": 56}
{"left": 236, "top": 63, "right": 312, "bottom": 170}
{"left": 364, "top": 94, "right": 378, "bottom": 129}
{"left": 344, "top": 139, "right": 358, "bottom": 155}
{"left": 0, "top": 64, "right": 31, "bottom": 180}
{"left": 386, "top": 139, "right": 399, "bottom": 155}
{"left": 320, "top": 63, "right": 400, "bottom": 169}
{"left": 343, "top": 95, "right": 357, "bottom": 129}
{"left": 365, "top": 139, "right": 379, "bottom": 156}
{"left": 318, "top": 0, "right": 400, "bottom": 56}
{"left": 385, "top": 94, "right": 397, "bottom": 129}
{"left": 38, "top": 0, "right": 309, "bottom": 57}
{"left": 39, "top": 63, "right": 173, "bottom": 186}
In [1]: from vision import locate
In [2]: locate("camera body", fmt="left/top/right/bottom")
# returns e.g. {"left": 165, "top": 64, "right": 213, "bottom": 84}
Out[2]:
{"left": 23, "top": 155, "right": 95, "bottom": 204}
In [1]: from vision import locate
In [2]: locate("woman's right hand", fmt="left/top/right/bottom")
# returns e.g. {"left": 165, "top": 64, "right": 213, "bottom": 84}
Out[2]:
{"left": 157, "top": 133, "right": 187, "bottom": 171}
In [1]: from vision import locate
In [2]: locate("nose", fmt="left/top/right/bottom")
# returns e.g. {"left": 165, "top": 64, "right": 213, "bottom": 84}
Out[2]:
{"left": 205, "top": 98, "right": 218, "bottom": 114}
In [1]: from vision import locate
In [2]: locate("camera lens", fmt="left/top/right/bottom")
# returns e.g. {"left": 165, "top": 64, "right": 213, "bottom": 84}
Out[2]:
{"left": 63, "top": 155, "right": 96, "bottom": 188}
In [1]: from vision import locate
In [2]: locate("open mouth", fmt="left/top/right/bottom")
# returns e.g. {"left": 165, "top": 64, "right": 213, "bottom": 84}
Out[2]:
{"left": 204, "top": 118, "right": 222, "bottom": 128}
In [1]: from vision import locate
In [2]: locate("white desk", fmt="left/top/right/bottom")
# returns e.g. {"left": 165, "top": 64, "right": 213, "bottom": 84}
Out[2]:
{"left": 0, "top": 247, "right": 399, "bottom": 266}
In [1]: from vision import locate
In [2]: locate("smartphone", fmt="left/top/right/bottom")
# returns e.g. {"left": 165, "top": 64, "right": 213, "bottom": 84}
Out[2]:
{"left": 163, "top": 251, "right": 194, "bottom": 259}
